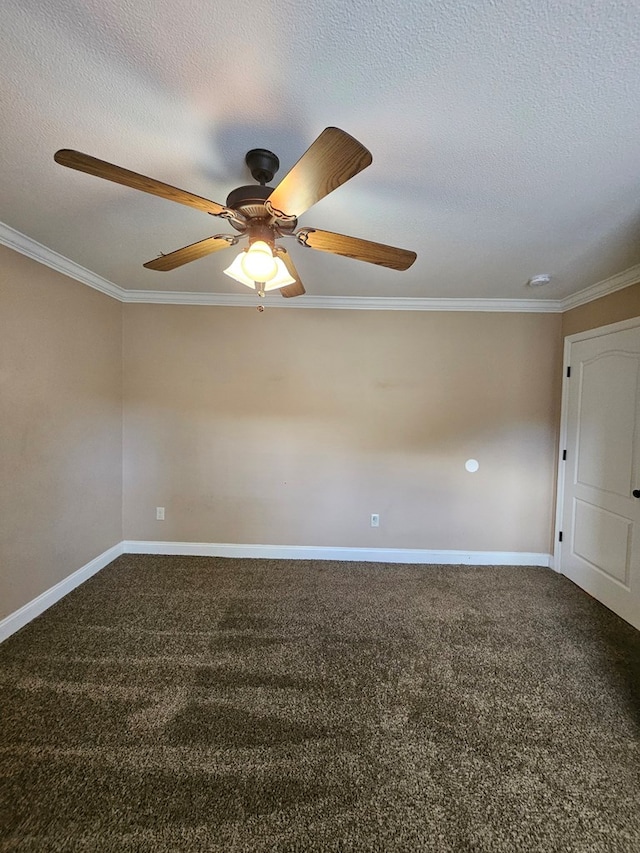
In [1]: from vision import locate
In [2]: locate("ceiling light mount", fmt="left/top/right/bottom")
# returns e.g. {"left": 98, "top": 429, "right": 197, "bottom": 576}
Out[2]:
{"left": 527, "top": 273, "right": 552, "bottom": 287}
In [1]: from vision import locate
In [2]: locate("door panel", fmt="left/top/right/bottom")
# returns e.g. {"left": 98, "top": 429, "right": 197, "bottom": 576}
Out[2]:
{"left": 573, "top": 499, "right": 630, "bottom": 585}
{"left": 561, "top": 326, "right": 640, "bottom": 630}
{"left": 576, "top": 353, "right": 638, "bottom": 496}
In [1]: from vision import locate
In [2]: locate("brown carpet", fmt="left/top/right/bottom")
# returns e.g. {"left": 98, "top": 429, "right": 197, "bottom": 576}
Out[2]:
{"left": 1, "top": 555, "right": 639, "bottom": 852}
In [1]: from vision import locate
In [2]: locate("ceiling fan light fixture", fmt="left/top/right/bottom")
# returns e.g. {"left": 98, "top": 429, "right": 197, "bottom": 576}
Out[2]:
{"left": 223, "top": 250, "right": 295, "bottom": 291}
{"left": 240, "top": 240, "right": 278, "bottom": 282}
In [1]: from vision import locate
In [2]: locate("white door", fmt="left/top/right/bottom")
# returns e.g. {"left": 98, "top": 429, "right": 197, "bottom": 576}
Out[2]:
{"left": 560, "top": 323, "right": 640, "bottom": 631}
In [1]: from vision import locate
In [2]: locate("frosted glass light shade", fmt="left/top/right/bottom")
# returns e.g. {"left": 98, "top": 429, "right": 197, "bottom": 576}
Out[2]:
{"left": 240, "top": 240, "right": 278, "bottom": 282}
{"left": 223, "top": 252, "right": 255, "bottom": 288}
{"left": 263, "top": 257, "right": 296, "bottom": 290}
{"left": 223, "top": 252, "right": 295, "bottom": 291}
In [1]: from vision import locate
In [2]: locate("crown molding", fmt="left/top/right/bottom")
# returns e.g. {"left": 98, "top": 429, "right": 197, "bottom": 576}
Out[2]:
{"left": 558, "top": 262, "right": 640, "bottom": 311}
{"left": 0, "top": 222, "right": 127, "bottom": 301}
{"left": 122, "top": 289, "right": 562, "bottom": 312}
{"left": 2, "top": 220, "right": 639, "bottom": 313}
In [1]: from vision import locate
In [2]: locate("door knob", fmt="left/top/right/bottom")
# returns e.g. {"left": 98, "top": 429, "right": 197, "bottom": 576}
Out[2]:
{"left": 633, "top": 489, "right": 640, "bottom": 498}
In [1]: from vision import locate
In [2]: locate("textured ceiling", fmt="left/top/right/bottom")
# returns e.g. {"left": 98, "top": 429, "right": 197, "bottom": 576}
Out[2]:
{"left": 2, "top": 0, "right": 640, "bottom": 301}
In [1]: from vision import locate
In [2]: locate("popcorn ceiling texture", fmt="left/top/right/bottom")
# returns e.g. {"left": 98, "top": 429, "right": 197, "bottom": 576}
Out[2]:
{"left": 1, "top": 0, "right": 640, "bottom": 299}
{"left": 1, "top": 555, "right": 639, "bottom": 851}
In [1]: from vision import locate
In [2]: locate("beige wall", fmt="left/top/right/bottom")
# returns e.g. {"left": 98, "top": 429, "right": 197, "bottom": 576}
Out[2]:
{"left": 0, "top": 246, "right": 122, "bottom": 620}
{"left": 3, "top": 245, "right": 637, "bottom": 619}
{"left": 123, "top": 305, "right": 562, "bottom": 554}
{"left": 562, "top": 281, "right": 640, "bottom": 337}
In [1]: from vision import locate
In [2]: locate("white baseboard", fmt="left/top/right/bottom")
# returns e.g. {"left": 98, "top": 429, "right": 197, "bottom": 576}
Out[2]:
{"left": 1, "top": 540, "right": 553, "bottom": 644}
{"left": 0, "top": 542, "right": 124, "bottom": 643}
{"left": 123, "top": 540, "right": 552, "bottom": 567}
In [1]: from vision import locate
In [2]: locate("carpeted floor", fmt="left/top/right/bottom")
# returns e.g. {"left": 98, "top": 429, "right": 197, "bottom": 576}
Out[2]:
{"left": 1, "top": 556, "right": 639, "bottom": 852}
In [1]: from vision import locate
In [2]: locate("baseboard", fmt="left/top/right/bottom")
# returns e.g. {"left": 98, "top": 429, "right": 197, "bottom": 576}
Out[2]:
{"left": 0, "top": 542, "right": 124, "bottom": 644}
{"left": 0, "top": 541, "right": 552, "bottom": 644}
{"left": 123, "top": 540, "right": 552, "bottom": 567}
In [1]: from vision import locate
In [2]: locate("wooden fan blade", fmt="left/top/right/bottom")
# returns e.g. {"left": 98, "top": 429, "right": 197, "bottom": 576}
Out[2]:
{"left": 54, "top": 149, "right": 241, "bottom": 220}
{"left": 279, "top": 280, "right": 306, "bottom": 298}
{"left": 275, "top": 247, "right": 306, "bottom": 297}
{"left": 143, "top": 236, "right": 235, "bottom": 271}
{"left": 266, "top": 128, "right": 372, "bottom": 219}
{"left": 297, "top": 228, "right": 416, "bottom": 271}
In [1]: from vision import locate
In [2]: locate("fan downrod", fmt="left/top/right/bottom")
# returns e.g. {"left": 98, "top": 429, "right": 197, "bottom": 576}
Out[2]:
{"left": 245, "top": 148, "right": 279, "bottom": 185}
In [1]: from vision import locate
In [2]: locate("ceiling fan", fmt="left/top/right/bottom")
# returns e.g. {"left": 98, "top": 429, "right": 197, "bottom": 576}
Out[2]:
{"left": 54, "top": 127, "right": 417, "bottom": 299}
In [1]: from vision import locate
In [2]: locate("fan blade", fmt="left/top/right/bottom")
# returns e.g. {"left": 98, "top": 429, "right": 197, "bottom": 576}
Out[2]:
{"left": 144, "top": 235, "right": 236, "bottom": 271}
{"left": 297, "top": 228, "right": 416, "bottom": 271}
{"left": 266, "top": 128, "right": 372, "bottom": 219}
{"left": 275, "top": 247, "right": 306, "bottom": 298}
{"left": 54, "top": 149, "right": 242, "bottom": 220}
{"left": 279, "top": 280, "right": 306, "bottom": 298}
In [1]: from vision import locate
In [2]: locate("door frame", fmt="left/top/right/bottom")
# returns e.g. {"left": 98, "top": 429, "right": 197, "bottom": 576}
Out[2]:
{"left": 554, "top": 314, "right": 640, "bottom": 575}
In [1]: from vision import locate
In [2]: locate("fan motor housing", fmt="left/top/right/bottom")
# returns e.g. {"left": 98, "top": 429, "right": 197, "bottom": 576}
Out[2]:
{"left": 225, "top": 184, "right": 297, "bottom": 234}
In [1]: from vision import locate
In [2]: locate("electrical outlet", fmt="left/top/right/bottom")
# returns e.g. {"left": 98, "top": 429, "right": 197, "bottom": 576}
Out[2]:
{"left": 370, "top": 513, "right": 380, "bottom": 527}
{"left": 156, "top": 507, "right": 165, "bottom": 520}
